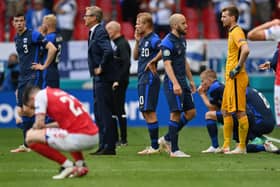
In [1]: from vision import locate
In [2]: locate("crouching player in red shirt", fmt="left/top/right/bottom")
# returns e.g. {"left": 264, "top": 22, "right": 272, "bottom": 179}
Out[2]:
{"left": 22, "top": 85, "right": 99, "bottom": 179}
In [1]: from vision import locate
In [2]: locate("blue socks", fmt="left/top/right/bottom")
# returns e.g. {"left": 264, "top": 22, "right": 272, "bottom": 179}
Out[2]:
{"left": 147, "top": 122, "right": 159, "bottom": 149}
{"left": 178, "top": 113, "right": 188, "bottom": 132}
{"left": 168, "top": 120, "right": 179, "bottom": 152}
{"left": 206, "top": 119, "right": 219, "bottom": 148}
{"left": 247, "top": 144, "right": 265, "bottom": 153}
{"left": 165, "top": 113, "right": 188, "bottom": 142}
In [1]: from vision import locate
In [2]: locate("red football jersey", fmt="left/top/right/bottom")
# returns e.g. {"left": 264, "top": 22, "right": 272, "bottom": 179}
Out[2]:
{"left": 34, "top": 87, "right": 98, "bottom": 135}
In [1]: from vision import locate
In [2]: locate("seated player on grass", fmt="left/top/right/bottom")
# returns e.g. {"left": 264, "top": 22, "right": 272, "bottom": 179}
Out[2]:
{"left": 198, "top": 69, "right": 278, "bottom": 153}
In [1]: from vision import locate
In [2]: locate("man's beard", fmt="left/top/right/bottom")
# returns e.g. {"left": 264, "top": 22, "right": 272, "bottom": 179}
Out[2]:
{"left": 177, "top": 28, "right": 186, "bottom": 36}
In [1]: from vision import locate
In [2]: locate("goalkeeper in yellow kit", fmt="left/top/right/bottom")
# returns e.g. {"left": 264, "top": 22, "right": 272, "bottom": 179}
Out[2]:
{"left": 220, "top": 6, "right": 250, "bottom": 154}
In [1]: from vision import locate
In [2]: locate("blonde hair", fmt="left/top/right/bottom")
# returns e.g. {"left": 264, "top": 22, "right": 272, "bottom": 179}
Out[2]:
{"left": 137, "top": 12, "right": 153, "bottom": 28}
{"left": 43, "top": 14, "right": 56, "bottom": 27}
{"left": 200, "top": 69, "right": 217, "bottom": 81}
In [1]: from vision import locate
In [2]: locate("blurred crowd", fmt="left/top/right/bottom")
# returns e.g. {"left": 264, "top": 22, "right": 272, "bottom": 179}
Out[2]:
{"left": 0, "top": 0, "right": 280, "bottom": 41}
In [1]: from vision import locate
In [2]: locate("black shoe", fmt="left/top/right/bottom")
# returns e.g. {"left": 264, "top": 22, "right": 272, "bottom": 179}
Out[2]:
{"left": 89, "top": 148, "right": 103, "bottom": 155}
{"left": 93, "top": 148, "right": 116, "bottom": 155}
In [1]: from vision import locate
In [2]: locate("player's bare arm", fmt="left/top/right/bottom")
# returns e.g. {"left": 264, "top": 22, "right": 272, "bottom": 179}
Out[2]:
{"left": 248, "top": 19, "right": 280, "bottom": 40}
{"left": 185, "top": 60, "right": 196, "bottom": 93}
{"left": 144, "top": 51, "right": 162, "bottom": 74}
{"left": 46, "top": 121, "right": 59, "bottom": 128}
{"left": 33, "top": 114, "right": 46, "bottom": 129}
{"left": 133, "top": 30, "right": 141, "bottom": 60}
{"left": 238, "top": 43, "right": 250, "bottom": 67}
{"left": 31, "top": 42, "right": 57, "bottom": 70}
{"left": 164, "top": 60, "right": 182, "bottom": 95}
{"left": 197, "top": 86, "right": 217, "bottom": 111}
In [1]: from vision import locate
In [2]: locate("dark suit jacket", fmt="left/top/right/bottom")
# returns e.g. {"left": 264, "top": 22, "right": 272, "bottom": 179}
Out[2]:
{"left": 88, "top": 24, "right": 117, "bottom": 82}
{"left": 113, "top": 35, "right": 131, "bottom": 83}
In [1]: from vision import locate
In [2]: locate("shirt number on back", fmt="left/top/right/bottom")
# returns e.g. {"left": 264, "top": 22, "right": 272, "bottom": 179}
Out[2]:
{"left": 55, "top": 44, "right": 62, "bottom": 63}
{"left": 257, "top": 91, "right": 270, "bottom": 109}
{"left": 60, "top": 96, "right": 83, "bottom": 116}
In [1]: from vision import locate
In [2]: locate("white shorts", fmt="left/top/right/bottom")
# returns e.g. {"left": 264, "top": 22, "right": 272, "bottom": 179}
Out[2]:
{"left": 274, "top": 85, "right": 280, "bottom": 126}
{"left": 46, "top": 128, "right": 99, "bottom": 152}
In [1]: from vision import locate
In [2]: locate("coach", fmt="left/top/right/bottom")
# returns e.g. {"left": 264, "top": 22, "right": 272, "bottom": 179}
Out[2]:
{"left": 84, "top": 6, "right": 117, "bottom": 155}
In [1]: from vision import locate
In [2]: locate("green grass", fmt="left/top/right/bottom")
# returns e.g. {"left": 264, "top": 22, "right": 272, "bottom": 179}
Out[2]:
{"left": 0, "top": 127, "right": 280, "bottom": 187}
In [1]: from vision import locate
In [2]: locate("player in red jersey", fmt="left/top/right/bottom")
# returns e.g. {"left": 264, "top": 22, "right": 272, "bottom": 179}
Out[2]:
{"left": 22, "top": 85, "right": 99, "bottom": 179}
{"left": 248, "top": 19, "right": 280, "bottom": 127}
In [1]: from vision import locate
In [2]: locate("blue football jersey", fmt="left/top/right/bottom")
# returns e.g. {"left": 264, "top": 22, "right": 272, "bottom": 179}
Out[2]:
{"left": 207, "top": 80, "right": 224, "bottom": 108}
{"left": 137, "top": 32, "right": 161, "bottom": 79}
{"left": 246, "top": 87, "right": 274, "bottom": 124}
{"left": 161, "top": 33, "right": 188, "bottom": 88}
{"left": 39, "top": 32, "right": 63, "bottom": 88}
{"left": 15, "top": 29, "right": 47, "bottom": 82}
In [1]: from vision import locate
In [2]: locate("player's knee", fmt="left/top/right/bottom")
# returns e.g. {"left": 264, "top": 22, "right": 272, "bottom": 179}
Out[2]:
{"left": 170, "top": 112, "right": 181, "bottom": 122}
{"left": 143, "top": 111, "right": 157, "bottom": 122}
{"left": 205, "top": 111, "right": 215, "bottom": 120}
{"left": 185, "top": 109, "right": 196, "bottom": 120}
{"left": 25, "top": 129, "right": 35, "bottom": 146}
{"left": 236, "top": 111, "right": 247, "bottom": 118}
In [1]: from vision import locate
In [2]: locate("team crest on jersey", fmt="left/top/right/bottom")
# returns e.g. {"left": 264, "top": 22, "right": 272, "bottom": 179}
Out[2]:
{"left": 163, "top": 49, "right": 170, "bottom": 56}
{"left": 23, "top": 38, "right": 28, "bottom": 43}
{"left": 144, "top": 41, "right": 149, "bottom": 47}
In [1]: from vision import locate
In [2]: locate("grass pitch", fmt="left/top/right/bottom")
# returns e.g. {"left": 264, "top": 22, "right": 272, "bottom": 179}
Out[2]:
{"left": 0, "top": 127, "right": 279, "bottom": 187}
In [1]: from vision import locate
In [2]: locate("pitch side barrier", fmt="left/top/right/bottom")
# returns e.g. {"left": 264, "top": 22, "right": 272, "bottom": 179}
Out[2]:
{"left": 0, "top": 74, "right": 274, "bottom": 128}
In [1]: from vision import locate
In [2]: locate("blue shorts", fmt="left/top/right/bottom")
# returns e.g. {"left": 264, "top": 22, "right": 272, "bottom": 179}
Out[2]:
{"left": 138, "top": 73, "right": 160, "bottom": 112}
{"left": 248, "top": 116, "right": 275, "bottom": 139}
{"left": 17, "top": 78, "right": 42, "bottom": 107}
{"left": 163, "top": 78, "right": 195, "bottom": 112}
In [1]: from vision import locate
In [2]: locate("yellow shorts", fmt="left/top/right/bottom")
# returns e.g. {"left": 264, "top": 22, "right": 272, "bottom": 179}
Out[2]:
{"left": 221, "top": 72, "right": 248, "bottom": 113}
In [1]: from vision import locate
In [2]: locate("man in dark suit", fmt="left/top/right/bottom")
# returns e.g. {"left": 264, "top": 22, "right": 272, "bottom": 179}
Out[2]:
{"left": 84, "top": 6, "right": 117, "bottom": 155}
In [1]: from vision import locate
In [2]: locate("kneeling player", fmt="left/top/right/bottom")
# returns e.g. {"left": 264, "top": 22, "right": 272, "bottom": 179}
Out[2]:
{"left": 23, "top": 85, "right": 99, "bottom": 179}
{"left": 198, "top": 69, "right": 278, "bottom": 153}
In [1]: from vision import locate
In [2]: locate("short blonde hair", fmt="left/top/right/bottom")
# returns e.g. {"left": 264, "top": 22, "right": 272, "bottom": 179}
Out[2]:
{"left": 43, "top": 14, "right": 56, "bottom": 27}
{"left": 200, "top": 69, "right": 217, "bottom": 81}
{"left": 137, "top": 12, "right": 153, "bottom": 28}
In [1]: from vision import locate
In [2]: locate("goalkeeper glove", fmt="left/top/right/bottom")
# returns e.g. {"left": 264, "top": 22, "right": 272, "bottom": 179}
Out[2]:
{"left": 229, "top": 65, "right": 241, "bottom": 79}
